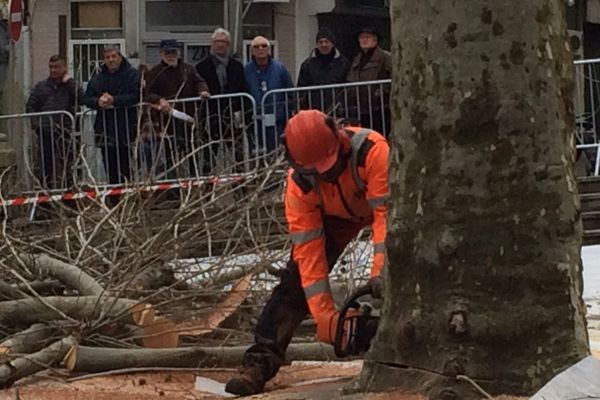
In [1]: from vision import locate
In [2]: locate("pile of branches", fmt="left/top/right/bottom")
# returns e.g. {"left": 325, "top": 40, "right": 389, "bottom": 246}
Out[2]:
{"left": 0, "top": 155, "right": 372, "bottom": 387}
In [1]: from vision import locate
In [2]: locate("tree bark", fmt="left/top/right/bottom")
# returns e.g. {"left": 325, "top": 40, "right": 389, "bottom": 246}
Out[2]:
{"left": 65, "top": 343, "right": 340, "bottom": 373}
{"left": 0, "top": 296, "right": 149, "bottom": 328}
{"left": 0, "top": 323, "right": 55, "bottom": 356}
{"left": 0, "top": 336, "right": 77, "bottom": 388}
{"left": 359, "top": 1, "right": 589, "bottom": 399}
{"left": 0, "top": 282, "right": 25, "bottom": 300}
{"left": 19, "top": 253, "right": 104, "bottom": 296}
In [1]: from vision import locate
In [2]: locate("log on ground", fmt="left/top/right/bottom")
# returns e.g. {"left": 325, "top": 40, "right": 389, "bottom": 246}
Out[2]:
{"left": 66, "top": 342, "right": 340, "bottom": 373}
{"left": 0, "top": 296, "right": 152, "bottom": 328}
{"left": 0, "top": 336, "right": 77, "bottom": 388}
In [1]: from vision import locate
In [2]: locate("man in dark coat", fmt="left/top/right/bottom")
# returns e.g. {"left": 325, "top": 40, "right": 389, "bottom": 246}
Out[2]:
{"left": 144, "top": 39, "right": 210, "bottom": 178}
{"left": 27, "top": 55, "right": 84, "bottom": 189}
{"left": 195, "top": 28, "right": 247, "bottom": 173}
{"left": 297, "top": 27, "right": 350, "bottom": 113}
{"left": 83, "top": 46, "right": 140, "bottom": 185}
{"left": 347, "top": 25, "right": 392, "bottom": 135}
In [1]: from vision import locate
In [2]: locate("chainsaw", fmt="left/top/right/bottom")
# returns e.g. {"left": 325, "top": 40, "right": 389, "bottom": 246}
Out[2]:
{"left": 333, "top": 283, "right": 381, "bottom": 358}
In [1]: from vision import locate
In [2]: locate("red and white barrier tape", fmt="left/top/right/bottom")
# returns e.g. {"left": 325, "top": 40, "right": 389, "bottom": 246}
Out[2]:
{"left": 0, "top": 175, "right": 250, "bottom": 207}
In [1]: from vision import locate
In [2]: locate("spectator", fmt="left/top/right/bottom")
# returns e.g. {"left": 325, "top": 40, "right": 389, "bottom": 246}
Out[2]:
{"left": 83, "top": 46, "right": 140, "bottom": 185}
{"left": 145, "top": 39, "right": 210, "bottom": 178}
{"left": 244, "top": 36, "right": 293, "bottom": 153}
{"left": 27, "top": 55, "right": 83, "bottom": 189}
{"left": 195, "top": 28, "right": 247, "bottom": 172}
{"left": 297, "top": 27, "right": 350, "bottom": 112}
{"left": 347, "top": 25, "right": 392, "bottom": 135}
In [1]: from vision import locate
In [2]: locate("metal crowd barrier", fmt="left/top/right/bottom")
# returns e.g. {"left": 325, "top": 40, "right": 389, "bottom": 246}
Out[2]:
{"left": 0, "top": 110, "right": 77, "bottom": 193}
{"left": 575, "top": 58, "right": 600, "bottom": 176}
{"left": 259, "top": 79, "right": 392, "bottom": 154}
{"left": 9, "top": 65, "right": 600, "bottom": 199}
{"left": 78, "top": 92, "right": 257, "bottom": 188}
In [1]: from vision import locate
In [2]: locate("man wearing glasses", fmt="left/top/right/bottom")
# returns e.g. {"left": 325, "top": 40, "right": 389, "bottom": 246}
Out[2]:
{"left": 226, "top": 110, "right": 389, "bottom": 395}
{"left": 244, "top": 36, "right": 293, "bottom": 154}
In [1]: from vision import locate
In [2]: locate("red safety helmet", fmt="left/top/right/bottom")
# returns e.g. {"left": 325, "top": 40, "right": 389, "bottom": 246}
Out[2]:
{"left": 284, "top": 110, "right": 340, "bottom": 174}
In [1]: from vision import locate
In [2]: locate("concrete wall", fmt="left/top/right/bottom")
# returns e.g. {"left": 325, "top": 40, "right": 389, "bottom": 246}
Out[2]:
{"left": 273, "top": 0, "right": 335, "bottom": 82}
{"left": 27, "top": 0, "right": 335, "bottom": 84}
{"left": 31, "top": 0, "right": 69, "bottom": 84}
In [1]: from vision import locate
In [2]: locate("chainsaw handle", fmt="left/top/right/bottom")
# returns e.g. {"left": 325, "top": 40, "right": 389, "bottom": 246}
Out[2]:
{"left": 333, "top": 284, "right": 373, "bottom": 358}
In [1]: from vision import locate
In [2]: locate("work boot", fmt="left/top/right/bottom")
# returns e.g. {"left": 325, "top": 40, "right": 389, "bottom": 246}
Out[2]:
{"left": 224, "top": 365, "right": 266, "bottom": 396}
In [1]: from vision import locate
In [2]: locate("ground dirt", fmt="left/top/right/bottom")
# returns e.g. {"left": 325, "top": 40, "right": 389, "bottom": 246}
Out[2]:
{"left": 0, "top": 345, "right": 597, "bottom": 399}
{"left": 0, "top": 360, "right": 531, "bottom": 400}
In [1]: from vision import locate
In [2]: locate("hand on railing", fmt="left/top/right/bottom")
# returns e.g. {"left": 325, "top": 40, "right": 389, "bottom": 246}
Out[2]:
{"left": 98, "top": 93, "right": 114, "bottom": 109}
{"left": 150, "top": 98, "right": 172, "bottom": 113}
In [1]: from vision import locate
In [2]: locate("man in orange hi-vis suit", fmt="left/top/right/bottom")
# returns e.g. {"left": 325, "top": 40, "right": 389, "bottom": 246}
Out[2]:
{"left": 226, "top": 110, "right": 389, "bottom": 396}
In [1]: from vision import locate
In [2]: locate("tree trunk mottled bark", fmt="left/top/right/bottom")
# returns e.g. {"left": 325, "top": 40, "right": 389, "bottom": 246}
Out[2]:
{"left": 358, "top": 1, "right": 589, "bottom": 399}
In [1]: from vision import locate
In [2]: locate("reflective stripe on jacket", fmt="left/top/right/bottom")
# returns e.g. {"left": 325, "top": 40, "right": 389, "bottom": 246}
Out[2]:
{"left": 284, "top": 127, "right": 389, "bottom": 319}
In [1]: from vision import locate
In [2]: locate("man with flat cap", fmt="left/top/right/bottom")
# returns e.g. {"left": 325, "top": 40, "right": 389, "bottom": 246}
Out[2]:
{"left": 144, "top": 39, "right": 210, "bottom": 177}
{"left": 347, "top": 25, "right": 392, "bottom": 135}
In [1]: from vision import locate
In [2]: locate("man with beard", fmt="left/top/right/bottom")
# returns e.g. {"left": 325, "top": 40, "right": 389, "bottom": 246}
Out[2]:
{"left": 144, "top": 39, "right": 210, "bottom": 178}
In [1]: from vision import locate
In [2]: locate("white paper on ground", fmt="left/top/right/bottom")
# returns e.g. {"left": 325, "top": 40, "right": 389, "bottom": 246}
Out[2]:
{"left": 194, "top": 376, "right": 235, "bottom": 397}
{"left": 530, "top": 356, "right": 600, "bottom": 400}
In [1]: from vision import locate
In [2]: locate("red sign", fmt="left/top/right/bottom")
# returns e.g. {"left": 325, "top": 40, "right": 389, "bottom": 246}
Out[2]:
{"left": 8, "top": 0, "right": 23, "bottom": 43}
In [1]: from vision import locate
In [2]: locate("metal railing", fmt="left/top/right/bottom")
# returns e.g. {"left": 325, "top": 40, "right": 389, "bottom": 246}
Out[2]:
{"left": 575, "top": 58, "right": 600, "bottom": 175}
{"left": 77, "top": 92, "right": 257, "bottom": 188}
{"left": 258, "top": 79, "right": 391, "bottom": 153}
{"left": 0, "top": 110, "right": 77, "bottom": 192}
{"left": 7, "top": 67, "right": 600, "bottom": 200}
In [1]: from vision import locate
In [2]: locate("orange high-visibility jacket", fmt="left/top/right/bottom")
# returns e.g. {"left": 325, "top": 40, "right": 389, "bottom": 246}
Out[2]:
{"left": 285, "top": 127, "right": 389, "bottom": 320}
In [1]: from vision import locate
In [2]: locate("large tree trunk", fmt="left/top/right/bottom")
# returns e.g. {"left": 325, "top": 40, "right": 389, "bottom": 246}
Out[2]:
{"left": 359, "top": 1, "right": 589, "bottom": 399}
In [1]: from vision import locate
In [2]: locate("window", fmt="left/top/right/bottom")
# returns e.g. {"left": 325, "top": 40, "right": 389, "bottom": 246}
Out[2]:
{"left": 70, "top": 1, "right": 123, "bottom": 39}
{"left": 145, "top": 0, "right": 225, "bottom": 32}
{"left": 71, "top": 1, "right": 122, "bottom": 29}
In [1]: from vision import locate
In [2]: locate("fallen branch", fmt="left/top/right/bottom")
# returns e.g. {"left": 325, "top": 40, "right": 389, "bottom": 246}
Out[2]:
{"left": 65, "top": 342, "right": 340, "bottom": 372}
{"left": 0, "top": 296, "right": 153, "bottom": 328}
{"left": 19, "top": 253, "right": 104, "bottom": 296}
{"left": 0, "top": 335, "right": 77, "bottom": 388}
{"left": 0, "top": 282, "right": 25, "bottom": 300}
{"left": 0, "top": 323, "right": 55, "bottom": 356}
{"left": 14, "top": 279, "right": 64, "bottom": 294}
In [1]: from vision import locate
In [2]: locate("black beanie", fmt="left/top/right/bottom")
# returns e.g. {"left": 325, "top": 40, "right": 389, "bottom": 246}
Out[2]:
{"left": 316, "top": 27, "right": 335, "bottom": 43}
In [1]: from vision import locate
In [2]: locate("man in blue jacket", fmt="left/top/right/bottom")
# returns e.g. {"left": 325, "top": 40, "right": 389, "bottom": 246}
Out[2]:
{"left": 83, "top": 46, "right": 140, "bottom": 185}
{"left": 244, "top": 36, "right": 293, "bottom": 154}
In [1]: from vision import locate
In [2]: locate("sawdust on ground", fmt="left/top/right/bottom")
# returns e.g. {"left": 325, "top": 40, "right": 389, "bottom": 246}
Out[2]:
{"left": 0, "top": 360, "right": 530, "bottom": 400}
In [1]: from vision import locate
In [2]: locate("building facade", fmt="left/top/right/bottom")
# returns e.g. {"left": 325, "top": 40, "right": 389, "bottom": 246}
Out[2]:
{"left": 20, "top": 0, "right": 392, "bottom": 88}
